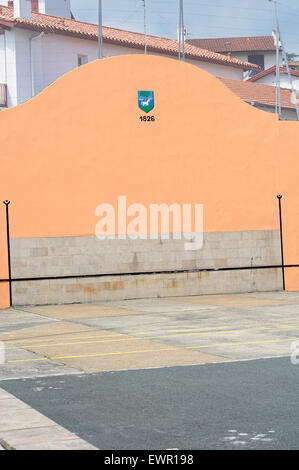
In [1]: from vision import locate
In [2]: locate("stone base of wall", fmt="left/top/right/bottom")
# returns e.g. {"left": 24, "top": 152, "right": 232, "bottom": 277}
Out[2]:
{"left": 10, "top": 230, "right": 282, "bottom": 306}
{"left": 12, "top": 268, "right": 282, "bottom": 306}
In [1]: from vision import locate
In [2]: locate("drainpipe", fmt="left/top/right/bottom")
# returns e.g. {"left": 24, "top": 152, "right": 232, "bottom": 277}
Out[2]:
{"left": 4, "top": 31, "right": 8, "bottom": 104}
{"left": 30, "top": 32, "right": 44, "bottom": 98}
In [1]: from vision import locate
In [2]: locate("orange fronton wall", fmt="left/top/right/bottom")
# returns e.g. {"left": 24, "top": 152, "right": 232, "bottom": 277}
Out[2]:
{"left": 0, "top": 54, "right": 299, "bottom": 308}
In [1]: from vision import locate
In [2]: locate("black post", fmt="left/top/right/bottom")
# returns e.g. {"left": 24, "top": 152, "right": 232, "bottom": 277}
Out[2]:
{"left": 3, "top": 201, "right": 12, "bottom": 307}
{"left": 277, "top": 195, "right": 285, "bottom": 291}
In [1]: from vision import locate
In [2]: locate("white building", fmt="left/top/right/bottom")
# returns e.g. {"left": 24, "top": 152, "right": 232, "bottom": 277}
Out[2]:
{"left": 187, "top": 35, "right": 281, "bottom": 79}
{"left": 0, "top": 0, "right": 259, "bottom": 109}
{"left": 248, "top": 66, "right": 299, "bottom": 91}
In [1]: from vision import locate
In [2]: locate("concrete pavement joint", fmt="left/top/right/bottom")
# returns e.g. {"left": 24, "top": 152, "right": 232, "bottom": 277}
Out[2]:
{"left": 11, "top": 308, "right": 60, "bottom": 322}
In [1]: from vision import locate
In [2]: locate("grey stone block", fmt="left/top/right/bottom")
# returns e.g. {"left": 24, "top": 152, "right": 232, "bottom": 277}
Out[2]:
{"left": 10, "top": 229, "right": 282, "bottom": 305}
{"left": 29, "top": 247, "right": 48, "bottom": 257}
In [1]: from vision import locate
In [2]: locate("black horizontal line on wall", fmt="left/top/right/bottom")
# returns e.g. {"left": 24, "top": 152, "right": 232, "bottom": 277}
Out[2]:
{"left": 1, "top": 264, "right": 299, "bottom": 283}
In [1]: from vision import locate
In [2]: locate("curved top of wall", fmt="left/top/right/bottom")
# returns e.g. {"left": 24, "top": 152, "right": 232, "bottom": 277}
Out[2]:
{"left": 2, "top": 54, "right": 278, "bottom": 119}
{"left": 0, "top": 55, "right": 298, "bottom": 243}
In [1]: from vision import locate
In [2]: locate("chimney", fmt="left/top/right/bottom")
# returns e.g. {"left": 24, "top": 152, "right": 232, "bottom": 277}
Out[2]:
{"left": 14, "top": 0, "right": 31, "bottom": 20}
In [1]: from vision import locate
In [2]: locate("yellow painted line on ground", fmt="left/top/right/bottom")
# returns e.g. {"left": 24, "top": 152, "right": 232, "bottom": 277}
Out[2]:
{"left": 7, "top": 347, "right": 180, "bottom": 363}
{"left": 4, "top": 325, "right": 235, "bottom": 348}
{"left": 5, "top": 318, "right": 299, "bottom": 346}
{"left": 7, "top": 323, "right": 299, "bottom": 350}
{"left": 7, "top": 338, "right": 299, "bottom": 363}
{"left": 1, "top": 328, "right": 114, "bottom": 344}
{"left": 3, "top": 325, "right": 232, "bottom": 345}
{"left": 4, "top": 332, "right": 125, "bottom": 345}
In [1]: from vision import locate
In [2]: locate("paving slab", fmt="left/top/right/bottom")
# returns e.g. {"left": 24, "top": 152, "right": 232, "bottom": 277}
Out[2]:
{"left": 0, "top": 309, "right": 55, "bottom": 332}
{"left": 0, "top": 320, "right": 100, "bottom": 343}
{"left": 0, "top": 387, "right": 97, "bottom": 450}
{"left": 167, "top": 295, "right": 296, "bottom": 308}
{"left": 0, "top": 425, "right": 86, "bottom": 446}
{"left": 244, "top": 304, "right": 299, "bottom": 319}
{"left": 0, "top": 397, "right": 31, "bottom": 410}
{"left": 96, "top": 298, "right": 217, "bottom": 313}
{"left": 72, "top": 308, "right": 235, "bottom": 333}
{"left": 73, "top": 306, "right": 299, "bottom": 338}
{"left": 1, "top": 335, "right": 80, "bottom": 381}
{"left": 57, "top": 348, "right": 227, "bottom": 373}
{"left": 194, "top": 340, "right": 297, "bottom": 361}
{"left": 0, "top": 322, "right": 53, "bottom": 335}
{"left": 0, "top": 359, "right": 79, "bottom": 381}
{"left": 13, "top": 439, "right": 97, "bottom": 450}
{"left": 12, "top": 333, "right": 227, "bottom": 373}
{"left": 0, "top": 336, "right": 78, "bottom": 380}
{"left": 22, "top": 303, "right": 147, "bottom": 320}
{"left": 0, "top": 407, "right": 58, "bottom": 432}
{"left": 0, "top": 389, "right": 15, "bottom": 400}
{"left": 238, "top": 291, "right": 299, "bottom": 302}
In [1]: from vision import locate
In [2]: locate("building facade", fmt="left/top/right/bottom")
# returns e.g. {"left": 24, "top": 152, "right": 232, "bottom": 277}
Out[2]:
{"left": 248, "top": 66, "right": 299, "bottom": 92}
{"left": 187, "top": 35, "right": 281, "bottom": 79}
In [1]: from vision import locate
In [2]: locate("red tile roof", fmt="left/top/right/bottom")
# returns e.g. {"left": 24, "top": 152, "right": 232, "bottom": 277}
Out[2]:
{"left": 248, "top": 66, "right": 299, "bottom": 82}
{"left": 0, "top": 5, "right": 260, "bottom": 71}
{"left": 220, "top": 77, "right": 296, "bottom": 110}
{"left": 187, "top": 36, "right": 276, "bottom": 53}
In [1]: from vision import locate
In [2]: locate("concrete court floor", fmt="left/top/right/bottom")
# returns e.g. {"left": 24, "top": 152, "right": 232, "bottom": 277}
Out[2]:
{"left": 0, "top": 291, "right": 299, "bottom": 449}
{"left": 0, "top": 291, "right": 299, "bottom": 378}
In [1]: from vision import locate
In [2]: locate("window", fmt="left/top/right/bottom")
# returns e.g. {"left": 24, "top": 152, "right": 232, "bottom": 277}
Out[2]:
{"left": 248, "top": 54, "right": 265, "bottom": 69}
{"left": 8, "top": 1, "right": 39, "bottom": 12}
{"left": 78, "top": 55, "right": 88, "bottom": 67}
{"left": 248, "top": 54, "right": 265, "bottom": 78}
{"left": 31, "top": 0, "right": 39, "bottom": 13}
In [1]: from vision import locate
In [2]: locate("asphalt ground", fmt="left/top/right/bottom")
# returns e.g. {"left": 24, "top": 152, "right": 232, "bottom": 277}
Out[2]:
{"left": 0, "top": 291, "right": 298, "bottom": 449}
{"left": 1, "top": 357, "right": 298, "bottom": 450}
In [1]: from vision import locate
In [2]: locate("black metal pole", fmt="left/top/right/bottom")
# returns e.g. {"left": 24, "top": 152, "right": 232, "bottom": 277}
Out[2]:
{"left": 277, "top": 194, "right": 285, "bottom": 291}
{"left": 3, "top": 200, "right": 12, "bottom": 307}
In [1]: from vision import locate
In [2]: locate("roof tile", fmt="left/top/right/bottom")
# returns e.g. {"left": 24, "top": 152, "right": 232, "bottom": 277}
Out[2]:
{"left": 248, "top": 66, "right": 299, "bottom": 82}
{"left": 187, "top": 36, "right": 275, "bottom": 53}
{"left": 220, "top": 77, "right": 296, "bottom": 110}
{"left": 0, "top": 5, "right": 260, "bottom": 71}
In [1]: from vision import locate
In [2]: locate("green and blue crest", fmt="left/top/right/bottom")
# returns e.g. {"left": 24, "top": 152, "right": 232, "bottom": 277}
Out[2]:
{"left": 138, "top": 91, "right": 154, "bottom": 113}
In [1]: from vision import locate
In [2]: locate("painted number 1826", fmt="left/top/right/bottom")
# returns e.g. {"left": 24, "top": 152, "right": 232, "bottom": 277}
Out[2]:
{"left": 139, "top": 116, "right": 155, "bottom": 122}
